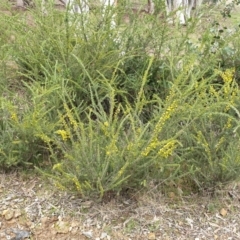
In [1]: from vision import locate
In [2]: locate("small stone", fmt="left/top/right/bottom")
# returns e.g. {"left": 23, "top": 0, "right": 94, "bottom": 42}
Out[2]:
{"left": 100, "top": 232, "right": 108, "bottom": 239}
{"left": 82, "top": 231, "right": 93, "bottom": 238}
{"left": 220, "top": 208, "right": 227, "bottom": 217}
{"left": 71, "top": 221, "right": 79, "bottom": 228}
{"left": 11, "top": 229, "right": 31, "bottom": 239}
{"left": 97, "top": 224, "right": 101, "bottom": 229}
{"left": 2, "top": 209, "right": 14, "bottom": 220}
{"left": 14, "top": 209, "right": 22, "bottom": 218}
{"left": 148, "top": 232, "right": 156, "bottom": 240}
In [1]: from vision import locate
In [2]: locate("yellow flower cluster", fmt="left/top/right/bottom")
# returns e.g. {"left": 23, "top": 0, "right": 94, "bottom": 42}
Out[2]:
{"left": 141, "top": 138, "right": 161, "bottom": 157}
{"left": 141, "top": 101, "right": 178, "bottom": 157}
{"left": 54, "top": 182, "right": 66, "bottom": 191}
{"left": 154, "top": 101, "right": 178, "bottom": 137}
{"left": 102, "top": 121, "right": 110, "bottom": 137}
{"left": 215, "top": 68, "right": 237, "bottom": 111}
{"left": 209, "top": 85, "right": 219, "bottom": 100}
{"left": 37, "top": 133, "right": 51, "bottom": 143}
{"left": 106, "top": 137, "right": 118, "bottom": 156}
{"left": 219, "top": 68, "right": 235, "bottom": 84}
{"left": 224, "top": 118, "right": 232, "bottom": 129}
{"left": 71, "top": 177, "right": 82, "bottom": 192}
{"left": 10, "top": 112, "right": 18, "bottom": 122}
{"left": 158, "top": 140, "right": 178, "bottom": 158}
{"left": 215, "top": 136, "right": 225, "bottom": 151}
{"left": 55, "top": 130, "right": 69, "bottom": 141}
{"left": 127, "top": 142, "right": 134, "bottom": 151}
{"left": 216, "top": 118, "right": 232, "bottom": 150}
{"left": 116, "top": 162, "right": 129, "bottom": 179}
{"left": 53, "top": 163, "right": 63, "bottom": 171}
{"left": 221, "top": 157, "right": 228, "bottom": 171}
{"left": 64, "top": 103, "right": 78, "bottom": 131}
{"left": 104, "top": 121, "right": 109, "bottom": 127}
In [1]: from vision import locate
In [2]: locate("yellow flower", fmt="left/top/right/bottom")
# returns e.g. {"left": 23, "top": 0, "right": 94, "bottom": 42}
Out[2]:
{"left": 127, "top": 142, "right": 134, "bottom": 151}
{"left": 53, "top": 163, "right": 63, "bottom": 171}
{"left": 102, "top": 121, "right": 110, "bottom": 136}
{"left": 105, "top": 137, "right": 118, "bottom": 156}
{"left": 215, "top": 137, "right": 225, "bottom": 151}
{"left": 225, "top": 118, "right": 232, "bottom": 129}
{"left": 219, "top": 68, "right": 235, "bottom": 84}
{"left": 36, "top": 133, "right": 51, "bottom": 143}
{"left": 63, "top": 103, "right": 78, "bottom": 130}
{"left": 214, "top": 68, "right": 237, "bottom": 112}
{"left": 209, "top": 86, "right": 219, "bottom": 100}
{"left": 72, "top": 177, "right": 82, "bottom": 192}
{"left": 104, "top": 121, "right": 109, "bottom": 127}
{"left": 10, "top": 113, "right": 18, "bottom": 122}
{"left": 55, "top": 130, "right": 69, "bottom": 141}
{"left": 141, "top": 100, "right": 178, "bottom": 157}
{"left": 141, "top": 138, "right": 160, "bottom": 157}
{"left": 153, "top": 100, "right": 178, "bottom": 137}
{"left": 158, "top": 140, "right": 178, "bottom": 158}
{"left": 116, "top": 162, "right": 129, "bottom": 179}
{"left": 54, "top": 181, "right": 66, "bottom": 191}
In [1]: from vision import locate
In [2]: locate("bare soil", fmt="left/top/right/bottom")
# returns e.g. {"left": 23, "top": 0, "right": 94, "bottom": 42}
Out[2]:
{"left": 0, "top": 172, "right": 240, "bottom": 240}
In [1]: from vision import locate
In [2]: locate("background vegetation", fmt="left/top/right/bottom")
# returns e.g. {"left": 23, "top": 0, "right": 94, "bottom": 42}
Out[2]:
{"left": 0, "top": 0, "right": 240, "bottom": 199}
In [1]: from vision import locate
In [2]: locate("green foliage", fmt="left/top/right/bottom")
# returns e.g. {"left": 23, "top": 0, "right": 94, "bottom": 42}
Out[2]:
{"left": 0, "top": 95, "right": 55, "bottom": 168}
{"left": 170, "top": 67, "right": 240, "bottom": 191}
{"left": 0, "top": 0, "right": 240, "bottom": 198}
{"left": 38, "top": 58, "right": 184, "bottom": 198}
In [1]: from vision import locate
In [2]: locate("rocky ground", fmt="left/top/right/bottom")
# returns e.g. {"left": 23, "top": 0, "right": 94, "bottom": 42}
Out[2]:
{"left": 0, "top": 172, "right": 240, "bottom": 240}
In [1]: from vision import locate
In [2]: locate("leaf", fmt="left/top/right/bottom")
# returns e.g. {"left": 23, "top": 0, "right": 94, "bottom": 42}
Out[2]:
{"left": 220, "top": 208, "right": 227, "bottom": 217}
{"left": 148, "top": 232, "right": 156, "bottom": 240}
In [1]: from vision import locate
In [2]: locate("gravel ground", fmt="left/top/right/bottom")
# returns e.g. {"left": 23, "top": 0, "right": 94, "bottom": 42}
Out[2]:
{"left": 0, "top": 172, "right": 240, "bottom": 240}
